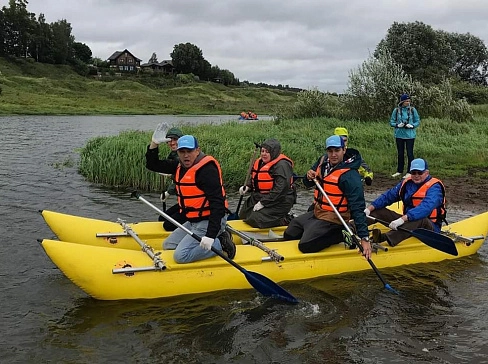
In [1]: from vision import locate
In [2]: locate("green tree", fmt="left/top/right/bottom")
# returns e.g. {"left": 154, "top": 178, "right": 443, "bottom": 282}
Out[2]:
{"left": 197, "top": 58, "right": 211, "bottom": 80}
{"left": 170, "top": 42, "right": 206, "bottom": 76}
{"left": 446, "top": 31, "right": 488, "bottom": 84}
{"left": 210, "top": 65, "right": 221, "bottom": 80}
{"left": 375, "top": 21, "right": 455, "bottom": 84}
{"left": 345, "top": 50, "right": 417, "bottom": 120}
{"left": 0, "top": 9, "right": 6, "bottom": 55}
{"left": 72, "top": 41, "right": 92, "bottom": 63}
{"left": 209, "top": 65, "right": 238, "bottom": 85}
{"left": 376, "top": 21, "right": 488, "bottom": 86}
{"left": 148, "top": 52, "right": 158, "bottom": 63}
{"left": 1, "top": 0, "right": 36, "bottom": 57}
{"left": 344, "top": 50, "right": 473, "bottom": 122}
{"left": 29, "top": 13, "right": 54, "bottom": 63}
{"left": 220, "top": 69, "right": 237, "bottom": 86}
{"left": 91, "top": 56, "right": 108, "bottom": 68}
{"left": 50, "top": 19, "right": 74, "bottom": 64}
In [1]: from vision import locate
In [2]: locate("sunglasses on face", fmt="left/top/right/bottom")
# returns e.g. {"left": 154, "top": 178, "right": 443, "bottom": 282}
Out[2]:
{"left": 410, "top": 170, "right": 425, "bottom": 175}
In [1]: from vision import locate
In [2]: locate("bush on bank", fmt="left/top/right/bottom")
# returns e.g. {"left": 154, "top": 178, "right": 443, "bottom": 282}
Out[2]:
{"left": 275, "top": 51, "right": 474, "bottom": 123}
{"left": 79, "top": 116, "right": 488, "bottom": 192}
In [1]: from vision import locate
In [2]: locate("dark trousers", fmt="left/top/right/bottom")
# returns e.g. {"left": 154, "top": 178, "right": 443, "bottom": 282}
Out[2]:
{"left": 283, "top": 211, "right": 344, "bottom": 253}
{"left": 369, "top": 208, "right": 434, "bottom": 246}
{"left": 395, "top": 138, "right": 415, "bottom": 174}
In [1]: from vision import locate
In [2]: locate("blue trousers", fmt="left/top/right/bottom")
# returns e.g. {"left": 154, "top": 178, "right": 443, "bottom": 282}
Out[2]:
{"left": 163, "top": 217, "right": 227, "bottom": 263}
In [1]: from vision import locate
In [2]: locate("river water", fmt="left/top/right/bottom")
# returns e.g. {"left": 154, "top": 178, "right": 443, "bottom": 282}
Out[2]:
{"left": 1, "top": 115, "right": 487, "bottom": 363}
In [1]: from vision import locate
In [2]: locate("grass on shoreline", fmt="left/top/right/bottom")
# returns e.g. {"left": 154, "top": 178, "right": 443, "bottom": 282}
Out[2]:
{"left": 79, "top": 116, "right": 488, "bottom": 192}
{"left": 0, "top": 57, "right": 297, "bottom": 115}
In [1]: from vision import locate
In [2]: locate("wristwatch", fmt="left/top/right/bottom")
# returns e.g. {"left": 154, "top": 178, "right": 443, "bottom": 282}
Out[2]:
{"left": 360, "top": 237, "right": 370, "bottom": 243}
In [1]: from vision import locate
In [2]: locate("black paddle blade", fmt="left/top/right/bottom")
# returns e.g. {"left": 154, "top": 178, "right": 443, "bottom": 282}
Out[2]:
{"left": 411, "top": 228, "right": 458, "bottom": 256}
{"left": 245, "top": 271, "right": 298, "bottom": 304}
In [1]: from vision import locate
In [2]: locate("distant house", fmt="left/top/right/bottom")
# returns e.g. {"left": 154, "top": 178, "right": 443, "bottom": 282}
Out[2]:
{"left": 140, "top": 59, "right": 175, "bottom": 74}
{"left": 107, "top": 49, "right": 142, "bottom": 72}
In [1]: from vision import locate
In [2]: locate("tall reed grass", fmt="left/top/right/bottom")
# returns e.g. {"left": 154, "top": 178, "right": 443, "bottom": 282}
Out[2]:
{"left": 79, "top": 116, "right": 488, "bottom": 193}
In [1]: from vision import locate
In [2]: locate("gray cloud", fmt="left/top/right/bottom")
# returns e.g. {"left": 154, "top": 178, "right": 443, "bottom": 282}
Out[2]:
{"left": 22, "top": 0, "right": 488, "bottom": 93}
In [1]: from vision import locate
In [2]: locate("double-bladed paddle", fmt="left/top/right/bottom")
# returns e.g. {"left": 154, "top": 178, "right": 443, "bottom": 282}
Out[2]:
{"left": 313, "top": 179, "right": 399, "bottom": 294}
{"left": 132, "top": 191, "right": 298, "bottom": 304}
{"left": 367, "top": 216, "right": 458, "bottom": 256}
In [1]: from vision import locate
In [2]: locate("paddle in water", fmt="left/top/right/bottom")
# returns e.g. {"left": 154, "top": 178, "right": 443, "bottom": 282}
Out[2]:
{"left": 313, "top": 179, "right": 399, "bottom": 294}
{"left": 131, "top": 191, "right": 299, "bottom": 304}
{"left": 367, "top": 216, "right": 458, "bottom": 256}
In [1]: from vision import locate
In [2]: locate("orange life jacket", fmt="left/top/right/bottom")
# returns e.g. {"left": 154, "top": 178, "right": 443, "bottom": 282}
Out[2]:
{"left": 314, "top": 167, "right": 350, "bottom": 213}
{"left": 175, "top": 156, "right": 228, "bottom": 219}
{"left": 400, "top": 177, "right": 447, "bottom": 225}
{"left": 251, "top": 154, "right": 294, "bottom": 194}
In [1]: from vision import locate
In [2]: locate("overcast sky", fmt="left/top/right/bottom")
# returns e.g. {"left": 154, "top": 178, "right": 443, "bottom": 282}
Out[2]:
{"left": 12, "top": 0, "right": 488, "bottom": 93}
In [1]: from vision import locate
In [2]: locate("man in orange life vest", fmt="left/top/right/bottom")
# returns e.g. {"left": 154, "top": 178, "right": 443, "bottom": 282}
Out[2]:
{"left": 145, "top": 134, "right": 236, "bottom": 263}
{"left": 238, "top": 138, "right": 297, "bottom": 228}
{"left": 283, "top": 135, "right": 372, "bottom": 259}
{"left": 364, "top": 158, "right": 446, "bottom": 247}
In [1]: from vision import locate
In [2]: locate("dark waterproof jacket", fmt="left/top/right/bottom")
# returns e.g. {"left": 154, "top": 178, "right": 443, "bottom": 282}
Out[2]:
{"left": 304, "top": 148, "right": 369, "bottom": 239}
{"left": 145, "top": 146, "right": 226, "bottom": 239}
{"left": 165, "top": 150, "right": 179, "bottom": 195}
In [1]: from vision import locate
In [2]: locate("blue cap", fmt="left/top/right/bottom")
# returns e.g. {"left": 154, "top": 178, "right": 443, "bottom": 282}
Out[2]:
{"left": 410, "top": 158, "right": 428, "bottom": 171}
{"left": 400, "top": 93, "right": 410, "bottom": 102}
{"left": 177, "top": 135, "right": 199, "bottom": 150}
{"left": 325, "top": 135, "right": 345, "bottom": 149}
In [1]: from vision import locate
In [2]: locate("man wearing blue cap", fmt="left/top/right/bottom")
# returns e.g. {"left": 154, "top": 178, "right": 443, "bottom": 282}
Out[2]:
{"left": 283, "top": 135, "right": 372, "bottom": 260}
{"left": 364, "top": 158, "right": 446, "bottom": 247}
{"left": 146, "top": 133, "right": 236, "bottom": 263}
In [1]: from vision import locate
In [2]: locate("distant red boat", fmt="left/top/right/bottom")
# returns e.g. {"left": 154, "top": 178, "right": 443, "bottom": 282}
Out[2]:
{"left": 239, "top": 111, "right": 258, "bottom": 120}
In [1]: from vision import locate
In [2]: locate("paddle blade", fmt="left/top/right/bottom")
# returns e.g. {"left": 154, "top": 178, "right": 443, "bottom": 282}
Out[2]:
{"left": 227, "top": 213, "right": 239, "bottom": 221}
{"left": 384, "top": 283, "right": 400, "bottom": 295}
{"left": 411, "top": 228, "right": 458, "bottom": 256}
{"left": 244, "top": 271, "right": 298, "bottom": 304}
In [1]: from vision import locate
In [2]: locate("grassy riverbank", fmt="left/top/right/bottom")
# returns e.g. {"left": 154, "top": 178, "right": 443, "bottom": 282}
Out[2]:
{"left": 79, "top": 116, "right": 488, "bottom": 192}
{"left": 0, "top": 57, "right": 297, "bottom": 115}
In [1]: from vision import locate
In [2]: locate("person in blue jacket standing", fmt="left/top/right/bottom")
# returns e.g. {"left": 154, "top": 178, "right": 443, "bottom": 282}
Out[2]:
{"left": 364, "top": 158, "right": 446, "bottom": 247}
{"left": 390, "top": 93, "right": 420, "bottom": 178}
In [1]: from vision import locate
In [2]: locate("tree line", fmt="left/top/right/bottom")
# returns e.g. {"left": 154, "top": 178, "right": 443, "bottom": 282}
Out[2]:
{"left": 0, "top": 0, "right": 92, "bottom": 68}
{"left": 169, "top": 42, "right": 240, "bottom": 86}
{"left": 0, "top": 0, "right": 244, "bottom": 86}
{"left": 375, "top": 21, "right": 488, "bottom": 86}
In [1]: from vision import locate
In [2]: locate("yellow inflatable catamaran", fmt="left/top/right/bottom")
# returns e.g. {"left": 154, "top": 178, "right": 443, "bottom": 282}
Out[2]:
{"left": 39, "top": 207, "right": 488, "bottom": 301}
{"left": 40, "top": 209, "right": 288, "bottom": 251}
